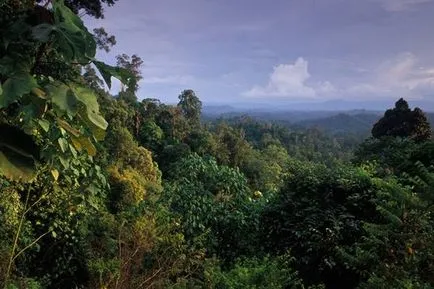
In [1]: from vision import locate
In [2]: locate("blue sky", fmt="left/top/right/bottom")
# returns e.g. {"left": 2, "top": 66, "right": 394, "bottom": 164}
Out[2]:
{"left": 86, "top": 0, "right": 434, "bottom": 106}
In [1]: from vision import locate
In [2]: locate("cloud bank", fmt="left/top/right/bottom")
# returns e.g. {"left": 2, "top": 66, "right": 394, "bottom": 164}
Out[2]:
{"left": 244, "top": 53, "right": 434, "bottom": 101}
{"left": 243, "top": 58, "right": 335, "bottom": 99}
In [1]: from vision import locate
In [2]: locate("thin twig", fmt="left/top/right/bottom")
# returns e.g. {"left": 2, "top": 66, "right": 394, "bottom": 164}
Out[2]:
{"left": 139, "top": 267, "right": 163, "bottom": 289}
{"left": 12, "top": 230, "right": 51, "bottom": 261}
{"left": 25, "top": 189, "right": 54, "bottom": 215}
{"left": 4, "top": 186, "right": 31, "bottom": 284}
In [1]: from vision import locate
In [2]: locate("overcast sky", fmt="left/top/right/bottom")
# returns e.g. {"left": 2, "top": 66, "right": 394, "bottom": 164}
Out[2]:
{"left": 86, "top": 0, "right": 434, "bottom": 105}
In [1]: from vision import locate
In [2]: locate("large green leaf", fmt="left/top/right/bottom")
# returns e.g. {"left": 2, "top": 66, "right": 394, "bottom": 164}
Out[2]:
{"left": 70, "top": 85, "right": 108, "bottom": 131}
{"left": 46, "top": 82, "right": 78, "bottom": 117}
{"left": 53, "top": 0, "right": 86, "bottom": 31}
{"left": 33, "top": 20, "right": 96, "bottom": 62}
{"left": 21, "top": 94, "right": 47, "bottom": 122}
{"left": 0, "top": 125, "right": 39, "bottom": 183}
{"left": 51, "top": 0, "right": 96, "bottom": 61}
{"left": 0, "top": 74, "right": 38, "bottom": 108}
{"left": 93, "top": 61, "right": 133, "bottom": 89}
{"left": 54, "top": 25, "right": 89, "bottom": 61}
{"left": 38, "top": 119, "right": 50, "bottom": 132}
{"left": 46, "top": 83, "right": 107, "bottom": 140}
{"left": 58, "top": 137, "right": 69, "bottom": 153}
{"left": 0, "top": 151, "right": 36, "bottom": 183}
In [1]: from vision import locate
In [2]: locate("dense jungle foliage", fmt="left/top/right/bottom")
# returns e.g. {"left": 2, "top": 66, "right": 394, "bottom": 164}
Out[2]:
{"left": 1, "top": 1, "right": 434, "bottom": 288}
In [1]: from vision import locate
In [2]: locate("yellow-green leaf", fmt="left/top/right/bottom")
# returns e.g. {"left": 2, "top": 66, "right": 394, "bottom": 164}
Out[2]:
{"left": 70, "top": 135, "right": 82, "bottom": 152}
{"left": 0, "top": 151, "right": 36, "bottom": 183}
{"left": 31, "top": 87, "right": 47, "bottom": 99}
{"left": 38, "top": 119, "right": 50, "bottom": 132}
{"left": 58, "top": 137, "right": 68, "bottom": 153}
{"left": 71, "top": 135, "right": 96, "bottom": 156}
{"left": 51, "top": 169, "right": 59, "bottom": 181}
{"left": 57, "top": 118, "right": 80, "bottom": 137}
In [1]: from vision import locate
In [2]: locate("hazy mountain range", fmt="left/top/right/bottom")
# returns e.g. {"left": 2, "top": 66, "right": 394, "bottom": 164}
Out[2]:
{"left": 203, "top": 99, "right": 434, "bottom": 113}
{"left": 203, "top": 102, "right": 434, "bottom": 135}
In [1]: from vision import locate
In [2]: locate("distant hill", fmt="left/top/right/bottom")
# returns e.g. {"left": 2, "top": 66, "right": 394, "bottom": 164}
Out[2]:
{"left": 202, "top": 105, "right": 237, "bottom": 116}
{"left": 296, "top": 113, "right": 381, "bottom": 134}
{"left": 203, "top": 107, "right": 434, "bottom": 136}
{"left": 296, "top": 112, "right": 434, "bottom": 135}
{"left": 202, "top": 108, "right": 374, "bottom": 123}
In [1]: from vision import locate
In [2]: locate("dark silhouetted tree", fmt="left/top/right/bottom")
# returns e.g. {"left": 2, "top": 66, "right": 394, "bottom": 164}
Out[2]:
{"left": 372, "top": 98, "right": 431, "bottom": 141}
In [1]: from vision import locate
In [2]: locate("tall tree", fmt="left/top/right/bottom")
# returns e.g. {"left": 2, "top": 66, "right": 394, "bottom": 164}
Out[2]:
{"left": 177, "top": 89, "right": 202, "bottom": 125}
{"left": 116, "top": 54, "right": 143, "bottom": 93}
{"left": 372, "top": 98, "right": 431, "bottom": 141}
{"left": 93, "top": 27, "right": 116, "bottom": 52}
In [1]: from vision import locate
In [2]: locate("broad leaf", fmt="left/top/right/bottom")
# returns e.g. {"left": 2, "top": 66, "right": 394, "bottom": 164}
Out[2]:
{"left": 70, "top": 85, "right": 108, "bottom": 131}
{"left": 38, "top": 119, "right": 50, "bottom": 132}
{"left": 21, "top": 99, "right": 46, "bottom": 122}
{"left": 88, "top": 124, "right": 106, "bottom": 141}
{"left": 93, "top": 61, "right": 132, "bottom": 89}
{"left": 0, "top": 74, "right": 38, "bottom": 108}
{"left": 54, "top": 25, "right": 88, "bottom": 61}
{"left": 57, "top": 118, "right": 80, "bottom": 137}
{"left": 53, "top": 0, "right": 87, "bottom": 32}
{"left": 71, "top": 135, "right": 96, "bottom": 156}
{"left": 0, "top": 151, "right": 36, "bottom": 183}
{"left": 58, "top": 137, "right": 68, "bottom": 153}
{"left": 0, "top": 125, "right": 39, "bottom": 182}
{"left": 58, "top": 155, "right": 69, "bottom": 169}
{"left": 51, "top": 0, "right": 96, "bottom": 61}
{"left": 51, "top": 169, "right": 59, "bottom": 181}
{"left": 31, "top": 87, "right": 47, "bottom": 99}
{"left": 70, "top": 135, "right": 82, "bottom": 152}
{"left": 46, "top": 82, "right": 78, "bottom": 116}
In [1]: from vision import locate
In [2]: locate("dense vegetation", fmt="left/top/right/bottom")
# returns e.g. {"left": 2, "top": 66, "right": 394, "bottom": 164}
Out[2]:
{"left": 1, "top": 1, "right": 434, "bottom": 288}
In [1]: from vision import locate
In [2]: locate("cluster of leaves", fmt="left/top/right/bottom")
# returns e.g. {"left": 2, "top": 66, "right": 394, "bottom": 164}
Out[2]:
{"left": 0, "top": 0, "right": 131, "bottom": 183}
{"left": 162, "top": 154, "right": 260, "bottom": 263}
{"left": 260, "top": 162, "right": 377, "bottom": 288}
{"left": 203, "top": 255, "right": 309, "bottom": 289}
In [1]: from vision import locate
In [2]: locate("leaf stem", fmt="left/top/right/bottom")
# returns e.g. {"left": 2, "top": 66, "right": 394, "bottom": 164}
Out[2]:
{"left": 4, "top": 185, "right": 31, "bottom": 286}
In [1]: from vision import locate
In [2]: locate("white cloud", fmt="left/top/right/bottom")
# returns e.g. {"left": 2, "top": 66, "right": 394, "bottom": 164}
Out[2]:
{"left": 345, "top": 52, "right": 434, "bottom": 99}
{"left": 242, "top": 53, "right": 434, "bottom": 101}
{"left": 371, "top": 0, "right": 433, "bottom": 11}
{"left": 317, "top": 81, "right": 337, "bottom": 94}
{"left": 243, "top": 58, "right": 334, "bottom": 99}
